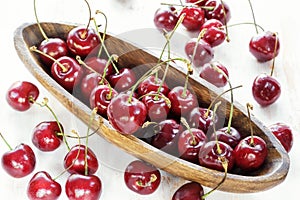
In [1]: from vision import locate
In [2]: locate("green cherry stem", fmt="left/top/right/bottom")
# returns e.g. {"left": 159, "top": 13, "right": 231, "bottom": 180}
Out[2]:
{"left": 180, "top": 117, "right": 197, "bottom": 145}
{"left": 33, "top": 0, "right": 48, "bottom": 41}
{"left": 0, "top": 132, "right": 13, "bottom": 151}
{"left": 226, "top": 22, "right": 264, "bottom": 32}
{"left": 246, "top": 103, "right": 255, "bottom": 145}
{"left": 247, "top": 0, "right": 259, "bottom": 34}
{"left": 94, "top": 10, "right": 108, "bottom": 58}
{"left": 81, "top": 0, "right": 92, "bottom": 39}
{"left": 213, "top": 101, "right": 222, "bottom": 155}
{"left": 270, "top": 32, "right": 278, "bottom": 77}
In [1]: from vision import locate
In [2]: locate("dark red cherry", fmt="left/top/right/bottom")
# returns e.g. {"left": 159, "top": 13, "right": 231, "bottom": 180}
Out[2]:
{"left": 249, "top": 31, "right": 280, "bottom": 62}
{"left": 269, "top": 122, "right": 293, "bottom": 153}
{"left": 204, "top": 0, "right": 231, "bottom": 25}
{"left": 137, "top": 75, "right": 170, "bottom": 97}
{"left": 172, "top": 181, "right": 204, "bottom": 200}
{"left": 27, "top": 171, "right": 62, "bottom": 200}
{"left": 198, "top": 140, "right": 235, "bottom": 172}
{"left": 6, "top": 81, "right": 39, "bottom": 112}
{"left": 180, "top": 7, "right": 205, "bottom": 31}
{"left": 63, "top": 144, "right": 99, "bottom": 175}
{"left": 124, "top": 160, "right": 161, "bottom": 195}
{"left": 200, "top": 19, "right": 226, "bottom": 47}
{"left": 84, "top": 56, "right": 113, "bottom": 77}
{"left": 108, "top": 68, "right": 136, "bottom": 92}
{"left": 199, "top": 61, "right": 229, "bottom": 87}
{"left": 89, "top": 84, "right": 118, "bottom": 117}
{"left": 178, "top": 128, "right": 206, "bottom": 163}
{"left": 66, "top": 26, "right": 100, "bottom": 58}
{"left": 51, "top": 56, "right": 84, "bottom": 92}
{"left": 65, "top": 173, "right": 102, "bottom": 200}
{"left": 185, "top": 38, "right": 214, "bottom": 67}
{"left": 167, "top": 86, "right": 198, "bottom": 117}
{"left": 233, "top": 136, "right": 267, "bottom": 171}
{"left": 252, "top": 73, "right": 281, "bottom": 106}
{"left": 154, "top": 6, "right": 179, "bottom": 32}
{"left": 38, "top": 38, "right": 68, "bottom": 66}
{"left": 210, "top": 127, "right": 241, "bottom": 148}
{"left": 32, "top": 121, "right": 63, "bottom": 152}
{"left": 107, "top": 93, "right": 147, "bottom": 135}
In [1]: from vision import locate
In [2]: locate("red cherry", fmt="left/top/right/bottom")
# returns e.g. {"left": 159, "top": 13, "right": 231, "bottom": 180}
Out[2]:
{"left": 38, "top": 38, "right": 68, "bottom": 66}
{"left": 200, "top": 19, "right": 226, "bottom": 47}
{"left": 180, "top": 7, "right": 205, "bottom": 31}
{"left": 51, "top": 56, "right": 84, "bottom": 92}
{"left": 252, "top": 73, "right": 281, "bottom": 106}
{"left": 6, "top": 81, "right": 39, "bottom": 111}
{"left": 269, "top": 122, "right": 293, "bottom": 153}
{"left": 108, "top": 68, "right": 136, "bottom": 92}
{"left": 65, "top": 173, "right": 102, "bottom": 200}
{"left": 249, "top": 31, "right": 280, "bottom": 62}
{"left": 137, "top": 75, "right": 170, "bottom": 97}
{"left": 178, "top": 128, "right": 206, "bottom": 163}
{"left": 204, "top": 0, "right": 231, "bottom": 25}
{"left": 66, "top": 26, "right": 100, "bottom": 57}
{"left": 1, "top": 142, "right": 36, "bottom": 178}
{"left": 210, "top": 127, "right": 241, "bottom": 148}
{"left": 89, "top": 84, "right": 118, "bottom": 117}
{"left": 199, "top": 61, "right": 229, "bottom": 87}
{"left": 198, "top": 140, "right": 235, "bottom": 172}
{"left": 107, "top": 93, "right": 147, "bottom": 135}
{"left": 124, "top": 160, "right": 161, "bottom": 195}
{"left": 83, "top": 56, "right": 113, "bottom": 77}
{"left": 63, "top": 144, "right": 99, "bottom": 175}
{"left": 172, "top": 181, "right": 204, "bottom": 200}
{"left": 154, "top": 7, "right": 179, "bottom": 32}
{"left": 167, "top": 86, "right": 198, "bottom": 117}
{"left": 32, "top": 121, "right": 63, "bottom": 152}
{"left": 233, "top": 136, "right": 268, "bottom": 171}
{"left": 27, "top": 171, "right": 62, "bottom": 200}
{"left": 185, "top": 38, "right": 214, "bottom": 67}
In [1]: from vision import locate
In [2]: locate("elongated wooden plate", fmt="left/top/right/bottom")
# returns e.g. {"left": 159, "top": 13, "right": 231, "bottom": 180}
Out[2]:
{"left": 13, "top": 22, "right": 290, "bottom": 193}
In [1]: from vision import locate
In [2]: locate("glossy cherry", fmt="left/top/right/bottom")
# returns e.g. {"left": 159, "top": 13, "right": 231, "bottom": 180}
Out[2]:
{"left": 124, "top": 160, "right": 161, "bottom": 195}
{"left": 153, "top": 6, "right": 179, "bottom": 32}
{"left": 89, "top": 84, "right": 118, "bottom": 117}
{"left": 200, "top": 61, "right": 229, "bottom": 87}
{"left": 66, "top": 26, "right": 100, "bottom": 57}
{"left": 269, "top": 122, "right": 293, "bottom": 153}
{"left": 108, "top": 68, "right": 136, "bottom": 92}
{"left": 107, "top": 93, "right": 147, "bottom": 135}
{"left": 204, "top": 0, "right": 231, "bottom": 25}
{"left": 198, "top": 140, "right": 235, "bottom": 172}
{"left": 27, "top": 171, "right": 62, "bottom": 200}
{"left": 32, "top": 121, "right": 63, "bottom": 152}
{"left": 167, "top": 86, "right": 198, "bottom": 117}
{"left": 180, "top": 7, "right": 205, "bottom": 31}
{"left": 233, "top": 135, "right": 267, "bottom": 171}
{"left": 6, "top": 81, "right": 39, "bottom": 112}
{"left": 172, "top": 181, "right": 204, "bottom": 200}
{"left": 210, "top": 127, "right": 241, "bottom": 148}
{"left": 51, "top": 56, "right": 84, "bottom": 92}
{"left": 83, "top": 56, "right": 113, "bottom": 77}
{"left": 185, "top": 38, "right": 214, "bottom": 67}
{"left": 63, "top": 144, "right": 99, "bottom": 175}
{"left": 249, "top": 31, "right": 280, "bottom": 62}
{"left": 137, "top": 75, "right": 170, "bottom": 97}
{"left": 200, "top": 19, "right": 226, "bottom": 47}
{"left": 65, "top": 173, "right": 102, "bottom": 200}
{"left": 252, "top": 73, "right": 281, "bottom": 106}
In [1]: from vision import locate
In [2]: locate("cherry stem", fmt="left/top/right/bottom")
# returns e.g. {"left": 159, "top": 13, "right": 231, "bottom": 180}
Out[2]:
{"left": 270, "top": 32, "right": 278, "bottom": 77}
{"left": 226, "top": 22, "right": 264, "bottom": 32}
{"left": 0, "top": 132, "right": 13, "bottom": 151}
{"left": 247, "top": 0, "right": 259, "bottom": 34}
{"left": 213, "top": 101, "right": 222, "bottom": 155}
{"left": 30, "top": 46, "right": 68, "bottom": 72}
{"left": 181, "top": 66, "right": 192, "bottom": 99}
{"left": 136, "top": 174, "right": 157, "bottom": 187}
{"left": 246, "top": 103, "right": 255, "bottom": 145}
{"left": 94, "top": 10, "right": 108, "bottom": 58}
{"left": 29, "top": 97, "right": 71, "bottom": 151}
{"left": 180, "top": 117, "right": 197, "bottom": 146}
{"left": 191, "top": 28, "right": 206, "bottom": 67}
{"left": 81, "top": 0, "right": 92, "bottom": 39}
{"left": 202, "top": 156, "right": 228, "bottom": 199}
{"left": 139, "top": 93, "right": 171, "bottom": 108}
{"left": 33, "top": 0, "right": 48, "bottom": 41}
{"left": 220, "top": 0, "right": 230, "bottom": 42}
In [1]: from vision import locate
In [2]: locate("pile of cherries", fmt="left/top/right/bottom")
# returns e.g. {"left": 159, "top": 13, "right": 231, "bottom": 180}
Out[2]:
{"left": 1, "top": 0, "right": 294, "bottom": 200}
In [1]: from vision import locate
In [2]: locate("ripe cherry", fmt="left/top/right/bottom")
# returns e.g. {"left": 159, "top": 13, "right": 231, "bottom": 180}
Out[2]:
{"left": 65, "top": 173, "right": 102, "bottom": 200}
{"left": 180, "top": 7, "right": 205, "bottom": 31}
{"left": 204, "top": 0, "right": 231, "bottom": 25}
{"left": 6, "top": 81, "right": 39, "bottom": 112}
{"left": 185, "top": 38, "right": 214, "bottom": 67}
{"left": 269, "top": 122, "right": 293, "bottom": 153}
{"left": 200, "top": 19, "right": 226, "bottom": 47}
{"left": 124, "top": 160, "right": 161, "bottom": 195}
{"left": 83, "top": 56, "right": 113, "bottom": 77}
{"left": 27, "top": 171, "right": 62, "bottom": 200}
{"left": 137, "top": 75, "right": 170, "bottom": 97}
{"left": 108, "top": 68, "right": 136, "bottom": 92}
{"left": 153, "top": 6, "right": 179, "bottom": 32}
{"left": 210, "top": 127, "right": 241, "bottom": 148}
{"left": 32, "top": 121, "right": 63, "bottom": 152}
{"left": 199, "top": 61, "right": 229, "bottom": 87}
{"left": 172, "top": 181, "right": 204, "bottom": 200}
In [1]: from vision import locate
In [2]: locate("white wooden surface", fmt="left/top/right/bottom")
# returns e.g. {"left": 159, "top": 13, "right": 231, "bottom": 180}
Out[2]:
{"left": 0, "top": 0, "right": 299, "bottom": 199}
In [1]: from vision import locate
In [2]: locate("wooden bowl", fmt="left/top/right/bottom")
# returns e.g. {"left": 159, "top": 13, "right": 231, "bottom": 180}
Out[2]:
{"left": 13, "top": 22, "right": 290, "bottom": 193}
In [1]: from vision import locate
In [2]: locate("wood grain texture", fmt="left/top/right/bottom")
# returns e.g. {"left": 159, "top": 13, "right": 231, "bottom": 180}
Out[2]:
{"left": 13, "top": 22, "right": 289, "bottom": 193}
